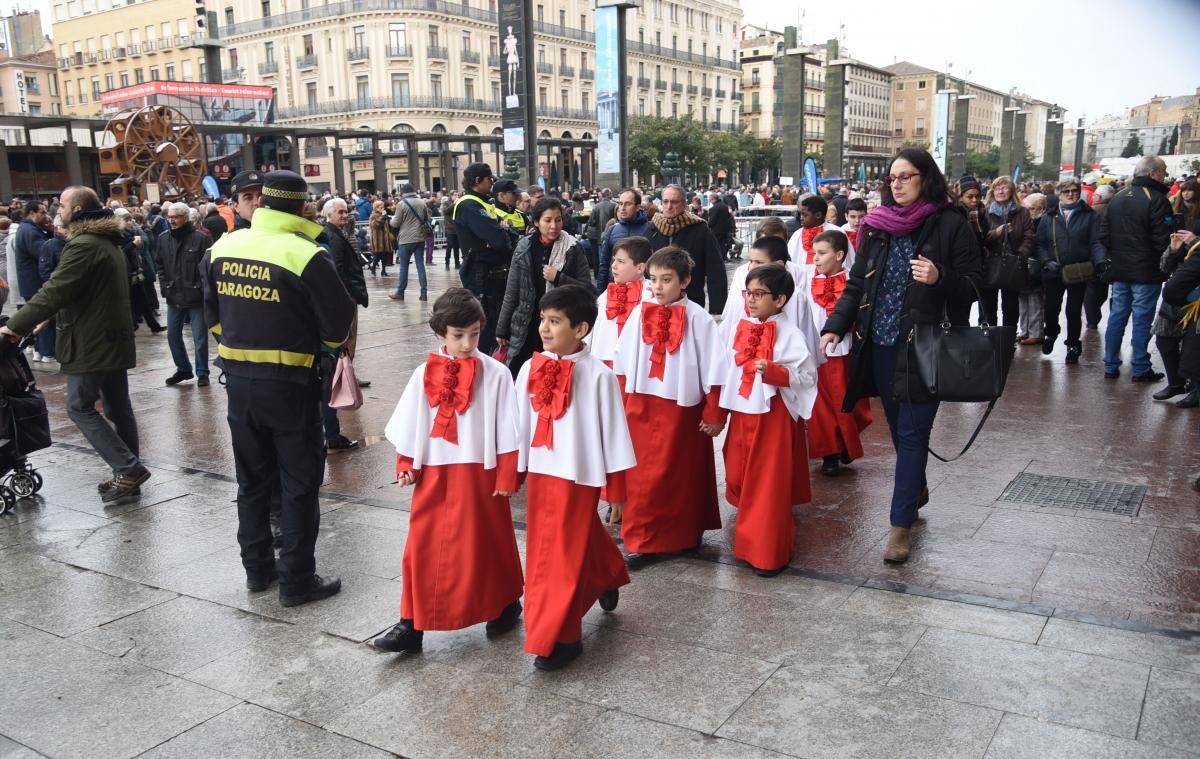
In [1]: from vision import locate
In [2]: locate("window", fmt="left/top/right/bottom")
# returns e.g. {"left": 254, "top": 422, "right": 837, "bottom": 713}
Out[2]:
{"left": 103, "top": 73, "right": 113, "bottom": 90}
{"left": 306, "top": 82, "right": 317, "bottom": 105}
{"left": 536, "top": 3, "right": 543, "bottom": 21}
{"left": 165, "top": 63, "right": 175, "bottom": 79}
{"left": 464, "top": 77, "right": 474, "bottom": 101}
{"left": 582, "top": 92, "right": 589, "bottom": 111}
{"left": 177, "top": 18, "right": 189, "bottom": 38}
{"left": 559, "top": 48, "right": 567, "bottom": 67}
{"left": 638, "top": 98, "right": 645, "bottom": 116}
{"left": 224, "top": 6, "right": 234, "bottom": 25}
{"left": 91, "top": 76, "right": 100, "bottom": 100}
{"left": 580, "top": 14, "right": 586, "bottom": 31}
{"left": 537, "top": 44, "right": 545, "bottom": 64}
{"left": 491, "top": 80, "right": 500, "bottom": 102}
{"left": 260, "top": 0, "right": 269, "bottom": 17}
{"left": 918, "top": 80, "right": 927, "bottom": 89}
{"left": 430, "top": 73, "right": 442, "bottom": 99}
{"left": 396, "top": 72, "right": 415, "bottom": 103}
{"left": 160, "top": 22, "right": 170, "bottom": 39}
{"left": 135, "top": 68, "right": 144, "bottom": 83}
{"left": 302, "top": 34, "right": 313, "bottom": 56}
{"left": 751, "top": 68, "right": 759, "bottom": 86}
{"left": 264, "top": 41, "right": 274, "bottom": 62}
{"left": 580, "top": 52, "right": 587, "bottom": 70}
{"left": 228, "top": 48, "right": 238, "bottom": 69}
{"left": 558, "top": 9, "right": 564, "bottom": 26}
{"left": 428, "top": 25, "right": 439, "bottom": 47}
{"left": 896, "top": 81, "right": 904, "bottom": 91}
{"left": 353, "top": 25, "right": 365, "bottom": 48}
{"left": 77, "top": 78, "right": 87, "bottom": 103}
{"left": 895, "top": 98, "right": 904, "bottom": 111}
{"left": 182, "top": 60, "right": 194, "bottom": 81}
{"left": 916, "top": 97, "right": 926, "bottom": 111}
{"left": 489, "top": 35, "right": 497, "bottom": 57}
{"left": 389, "top": 22, "right": 407, "bottom": 48}
{"left": 461, "top": 30, "right": 471, "bottom": 51}
{"left": 356, "top": 75, "right": 369, "bottom": 103}
{"left": 120, "top": 71, "right": 129, "bottom": 87}
{"left": 560, "top": 88, "right": 568, "bottom": 106}
{"left": 538, "top": 86, "right": 547, "bottom": 108}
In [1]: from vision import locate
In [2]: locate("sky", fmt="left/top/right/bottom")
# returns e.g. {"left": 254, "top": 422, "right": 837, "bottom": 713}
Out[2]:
{"left": 3, "top": 0, "right": 1198, "bottom": 125}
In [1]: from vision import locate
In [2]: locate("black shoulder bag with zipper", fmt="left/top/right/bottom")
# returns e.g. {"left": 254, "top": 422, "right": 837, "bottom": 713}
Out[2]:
{"left": 1052, "top": 214, "right": 1096, "bottom": 285}
{"left": 984, "top": 213, "right": 1029, "bottom": 291}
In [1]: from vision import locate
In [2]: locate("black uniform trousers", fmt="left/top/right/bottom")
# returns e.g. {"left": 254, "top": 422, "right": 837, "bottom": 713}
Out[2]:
{"left": 225, "top": 374, "right": 324, "bottom": 590}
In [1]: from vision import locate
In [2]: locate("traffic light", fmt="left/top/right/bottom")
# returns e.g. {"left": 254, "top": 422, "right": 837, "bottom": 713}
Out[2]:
{"left": 194, "top": 0, "right": 207, "bottom": 34}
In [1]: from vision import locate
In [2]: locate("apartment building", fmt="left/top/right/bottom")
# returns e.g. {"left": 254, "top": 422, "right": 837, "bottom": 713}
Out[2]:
{"left": 51, "top": 0, "right": 209, "bottom": 116}
{"left": 823, "top": 42, "right": 892, "bottom": 180}
{"left": 738, "top": 25, "right": 825, "bottom": 159}
{"left": 0, "top": 50, "right": 62, "bottom": 117}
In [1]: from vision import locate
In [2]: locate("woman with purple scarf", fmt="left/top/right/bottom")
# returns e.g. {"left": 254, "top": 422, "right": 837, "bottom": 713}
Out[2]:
{"left": 819, "top": 149, "right": 983, "bottom": 563}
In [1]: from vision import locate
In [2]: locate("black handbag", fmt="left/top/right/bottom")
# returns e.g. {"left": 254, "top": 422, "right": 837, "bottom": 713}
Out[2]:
{"left": 904, "top": 277, "right": 1016, "bottom": 462}
{"left": 984, "top": 230, "right": 1029, "bottom": 291}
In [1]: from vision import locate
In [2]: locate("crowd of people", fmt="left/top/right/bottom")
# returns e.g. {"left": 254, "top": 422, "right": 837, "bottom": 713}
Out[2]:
{"left": 0, "top": 146, "right": 1193, "bottom": 662}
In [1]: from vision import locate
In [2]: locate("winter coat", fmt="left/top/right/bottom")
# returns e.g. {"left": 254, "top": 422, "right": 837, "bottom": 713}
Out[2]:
{"left": 644, "top": 211, "right": 729, "bottom": 314}
{"left": 822, "top": 205, "right": 983, "bottom": 409}
{"left": 7, "top": 211, "right": 135, "bottom": 373}
{"left": 318, "top": 222, "right": 368, "bottom": 307}
{"left": 368, "top": 210, "right": 394, "bottom": 253}
{"left": 985, "top": 203, "right": 1036, "bottom": 261}
{"left": 586, "top": 198, "right": 616, "bottom": 243}
{"left": 597, "top": 210, "right": 652, "bottom": 290}
{"left": 154, "top": 224, "right": 212, "bottom": 308}
{"left": 355, "top": 194, "right": 372, "bottom": 221}
{"left": 390, "top": 193, "right": 430, "bottom": 246}
{"left": 440, "top": 197, "right": 457, "bottom": 235}
{"left": 1162, "top": 247, "right": 1200, "bottom": 380}
{"left": 202, "top": 211, "right": 227, "bottom": 244}
{"left": 1035, "top": 202, "right": 1107, "bottom": 280}
{"left": 1102, "top": 176, "right": 1173, "bottom": 284}
{"left": 14, "top": 218, "right": 50, "bottom": 300}
{"left": 496, "top": 231, "right": 594, "bottom": 365}
{"left": 38, "top": 236, "right": 66, "bottom": 282}
{"left": 706, "top": 200, "right": 735, "bottom": 246}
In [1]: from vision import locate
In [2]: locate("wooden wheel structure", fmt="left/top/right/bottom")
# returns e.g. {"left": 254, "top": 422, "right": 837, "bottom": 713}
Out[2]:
{"left": 101, "top": 105, "right": 207, "bottom": 202}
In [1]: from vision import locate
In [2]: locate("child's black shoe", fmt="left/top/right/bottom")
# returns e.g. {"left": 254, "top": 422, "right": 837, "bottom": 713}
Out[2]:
{"left": 485, "top": 600, "right": 523, "bottom": 638}
{"left": 373, "top": 620, "right": 423, "bottom": 653}
{"left": 534, "top": 641, "right": 583, "bottom": 671}
{"left": 753, "top": 566, "right": 787, "bottom": 578}
{"left": 598, "top": 588, "right": 619, "bottom": 612}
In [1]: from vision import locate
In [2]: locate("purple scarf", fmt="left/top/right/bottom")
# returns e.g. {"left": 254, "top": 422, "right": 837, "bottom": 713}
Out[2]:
{"left": 862, "top": 198, "right": 949, "bottom": 238}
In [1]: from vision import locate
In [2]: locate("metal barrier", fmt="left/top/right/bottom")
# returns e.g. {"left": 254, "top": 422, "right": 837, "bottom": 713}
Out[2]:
{"left": 355, "top": 217, "right": 448, "bottom": 248}
{"left": 732, "top": 206, "right": 797, "bottom": 247}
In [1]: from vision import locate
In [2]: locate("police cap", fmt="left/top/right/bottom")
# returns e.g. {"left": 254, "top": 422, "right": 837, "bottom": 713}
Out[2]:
{"left": 260, "top": 170, "right": 309, "bottom": 215}
{"left": 464, "top": 162, "right": 494, "bottom": 182}
{"left": 492, "top": 178, "right": 519, "bottom": 194}
{"left": 230, "top": 170, "right": 263, "bottom": 196}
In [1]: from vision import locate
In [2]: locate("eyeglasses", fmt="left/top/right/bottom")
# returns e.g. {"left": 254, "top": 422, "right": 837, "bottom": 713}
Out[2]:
{"left": 1060, "top": 188, "right": 1080, "bottom": 195}
{"left": 886, "top": 172, "right": 921, "bottom": 186}
{"left": 742, "top": 289, "right": 774, "bottom": 301}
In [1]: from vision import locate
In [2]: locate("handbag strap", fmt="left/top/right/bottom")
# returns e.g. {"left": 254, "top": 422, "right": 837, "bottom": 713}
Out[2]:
{"left": 918, "top": 397, "right": 999, "bottom": 463}
{"left": 1050, "top": 215, "right": 1062, "bottom": 265}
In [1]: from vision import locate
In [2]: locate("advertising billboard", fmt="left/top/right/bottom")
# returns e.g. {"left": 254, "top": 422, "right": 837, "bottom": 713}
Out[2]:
{"left": 595, "top": 6, "right": 620, "bottom": 177}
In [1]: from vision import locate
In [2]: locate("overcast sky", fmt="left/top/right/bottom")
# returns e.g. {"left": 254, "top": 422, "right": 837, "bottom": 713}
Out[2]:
{"left": 4, "top": 0, "right": 1198, "bottom": 124}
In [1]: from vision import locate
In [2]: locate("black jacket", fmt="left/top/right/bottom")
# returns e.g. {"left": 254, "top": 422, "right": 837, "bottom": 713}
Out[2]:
{"left": 1102, "top": 176, "right": 1173, "bottom": 284}
{"left": 14, "top": 218, "right": 50, "bottom": 299}
{"left": 202, "top": 211, "right": 227, "bottom": 244}
{"left": 645, "top": 214, "right": 728, "bottom": 314}
{"left": 154, "top": 224, "right": 212, "bottom": 308}
{"left": 1035, "top": 202, "right": 1107, "bottom": 279}
{"left": 318, "top": 222, "right": 368, "bottom": 308}
{"left": 706, "top": 200, "right": 735, "bottom": 245}
{"left": 1162, "top": 246, "right": 1200, "bottom": 381}
{"left": 454, "top": 191, "right": 513, "bottom": 275}
{"left": 822, "top": 205, "right": 983, "bottom": 408}
{"left": 586, "top": 198, "right": 616, "bottom": 242}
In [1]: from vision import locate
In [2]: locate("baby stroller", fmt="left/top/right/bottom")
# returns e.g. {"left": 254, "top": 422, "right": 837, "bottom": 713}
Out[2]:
{"left": 0, "top": 323, "right": 50, "bottom": 514}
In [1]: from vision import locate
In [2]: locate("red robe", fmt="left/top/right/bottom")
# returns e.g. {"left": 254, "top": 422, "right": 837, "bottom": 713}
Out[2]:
{"left": 386, "top": 352, "right": 525, "bottom": 632}
{"left": 806, "top": 274, "right": 872, "bottom": 460}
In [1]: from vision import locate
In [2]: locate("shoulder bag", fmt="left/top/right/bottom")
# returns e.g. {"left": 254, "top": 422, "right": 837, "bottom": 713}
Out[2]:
{"left": 905, "top": 275, "right": 1016, "bottom": 462}
{"left": 401, "top": 198, "right": 434, "bottom": 239}
{"left": 984, "top": 220, "right": 1028, "bottom": 291}
{"left": 1051, "top": 215, "right": 1095, "bottom": 285}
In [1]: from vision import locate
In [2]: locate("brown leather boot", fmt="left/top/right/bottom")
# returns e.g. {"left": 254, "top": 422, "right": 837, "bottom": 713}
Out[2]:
{"left": 884, "top": 527, "right": 911, "bottom": 563}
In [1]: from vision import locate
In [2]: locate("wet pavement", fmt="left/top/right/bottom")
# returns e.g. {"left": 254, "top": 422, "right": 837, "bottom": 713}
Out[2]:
{"left": 2, "top": 257, "right": 1198, "bottom": 757}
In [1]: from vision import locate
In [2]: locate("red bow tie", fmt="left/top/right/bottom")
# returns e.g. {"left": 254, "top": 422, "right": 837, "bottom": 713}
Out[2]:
{"left": 606, "top": 280, "right": 643, "bottom": 333}
{"left": 811, "top": 274, "right": 845, "bottom": 316}
{"left": 801, "top": 226, "right": 822, "bottom": 265}
{"left": 640, "top": 302, "right": 687, "bottom": 380}
{"left": 424, "top": 354, "right": 477, "bottom": 445}
{"left": 528, "top": 352, "right": 574, "bottom": 449}
{"left": 733, "top": 320, "right": 777, "bottom": 398}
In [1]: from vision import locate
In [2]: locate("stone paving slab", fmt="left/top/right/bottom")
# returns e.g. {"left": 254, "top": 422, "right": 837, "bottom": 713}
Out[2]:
{"left": 0, "top": 570, "right": 177, "bottom": 637}
{"left": 984, "top": 713, "right": 1197, "bottom": 759}
{"left": 1137, "top": 667, "right": 1200, "bottom": 753}
{"left": 566, "top": 710, "right": 791, "bottom": 759}
{"left": 1037, "top": 617, "right": 1200, "bottom": 674}
{"left": 840, "top": 587, "right": 1047, "bottom": 644}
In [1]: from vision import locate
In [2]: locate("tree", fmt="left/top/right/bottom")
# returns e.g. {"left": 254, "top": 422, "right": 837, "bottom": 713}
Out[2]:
{"left": 1120, "top": 133, "right": 1143, "bottom": 158}
{"left": 964, "top": 147, "right": 1000, "bottom": 179}
{"left": 1169, "top": 125, "right": 1180, "bottom": 155}
{"left": 1191, "top": 159, "right": 1200, "bottom": 174}
{"left": 749, "top": 136, "right": 782, "bottom": 180}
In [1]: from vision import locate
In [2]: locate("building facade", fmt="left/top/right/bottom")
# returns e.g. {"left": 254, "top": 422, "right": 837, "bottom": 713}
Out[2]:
{"left": 0, "top": 11, "right": 47, "bottom": 58}
{"left": 51, "top": 0, "right": 210, "bottom": 116}
{"left": 824, "top": 41, "right": 892, "bottom": 181}
{"left": 1093, "top": 124, "right": 1178, "bottom": 162}
{"left": 738, "top": 26, "right": 780, "bottom": 140}
{"left": 0, "top": 50, "right": 62, "bottom": 117}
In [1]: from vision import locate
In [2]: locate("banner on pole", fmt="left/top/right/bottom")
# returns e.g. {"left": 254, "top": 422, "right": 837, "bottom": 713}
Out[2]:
{"left": 931, "top": 90, "right": 952, "bottom": 173}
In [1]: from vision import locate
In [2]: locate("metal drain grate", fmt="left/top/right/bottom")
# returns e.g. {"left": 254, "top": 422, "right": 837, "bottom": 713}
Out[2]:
{"left": 1000, "top": 473, "right": 1147, "bottom": 516}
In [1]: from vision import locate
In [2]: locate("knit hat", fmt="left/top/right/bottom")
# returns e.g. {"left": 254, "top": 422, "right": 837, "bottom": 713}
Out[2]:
{"left": 959, "top": 175, "right": 982, "bottom": 195}
{"left": 260, "top": 170, "right": 309, "bottom": 215}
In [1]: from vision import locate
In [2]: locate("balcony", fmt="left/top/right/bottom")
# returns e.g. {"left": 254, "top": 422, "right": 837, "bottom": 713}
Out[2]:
{"left": 671, "top": 82, "right": 682, "bottom": 93}
{"left": 536, "top": 62, "right": 553, "bottom": 75}
{"left": 487, "top": 53, "right": 500, "bottom": 67}
{"left": 25, "top": 83, "right": 41, "bottom": 95}
{"left": 157, "top": 37, "right": 173, "bottom": 50}
{"left": 427, "top": 45, "right": 448, "bottom": 60}
{"left": 143, "top": 40, "right": 156, "bottom": 53}
{"left": 276, "top": 95, "right": 503, "bottom": 119}
{"left": 84, "top": 53, "right": 98, "bottom": 65}
{"left": 715, "top": 88, "right": 726, "bottom": 98}
{"left": 701, "top": 86, "right": 712, "bottom": 97}
{"left": 686, "top": 84, "right": 698, "bottom": 95}
{"left": 532, "top": 19, "right": 591, "bottom": 42}
{"left": 625, "top": 39, "right": 740, "bottom": 72}
{"left": 914, "top": 128, "right": 926, "bottom": 137}
{"left": 296, "top": 54, "right": 317, "bottom": 68}
{"left": 113, "top": 47, "right": 127, "bottom": 59}
{"left": 805, "top": 77, "right": 824, "bottom": 91}
{"left": 654, "top": 79, "right": 667, "bottom": 90}
{"left": 388, "top": 44, "right": 413, "bottom": 57}
{"left": 347, "top": 46, "right": 369, "bottom": 61}
{"left": 559, "top": 64, "right": 574, "bottom": 78}
{"left": 581, "top": 68, "right": 594, "bottom": 80}
{"left": 129, "top": 43, "right": 141, "bottom": 56}
{"left": 461, "top": 49, "right": 480, "bottom": 64}
{"left": 222, "top": 66, "right": 243, "bottom": 81}
{"left": 541, "top": 105, "right": 594, "bottom": 120}
{"left": 258, "top": 60, "right": 278, "bottom": 75}
{"left": 804, "top": 104, "right": 825, "bottom": 116}
{"left": 743, "top": 103, "right": 761, "bottom": 114}
{"left": 98, "top": 49, "right": 110, "bottom": 61}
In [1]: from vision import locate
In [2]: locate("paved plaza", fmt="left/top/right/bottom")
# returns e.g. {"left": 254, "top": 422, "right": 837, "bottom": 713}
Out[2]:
{"left": 0, "top": 262, "right": 1198, "bottom": 758}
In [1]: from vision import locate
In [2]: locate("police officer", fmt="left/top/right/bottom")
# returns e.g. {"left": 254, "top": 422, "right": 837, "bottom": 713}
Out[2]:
{"left": 201, "top": 170, "right": 355, "bottom": 607}
{"left": 229, "top": 170, "right": 264, "bottom": 229}
{"left": 453, "top": 162, "right": 514, "bottom": 353}
{"left": 491, "top": 178, "right": 528, "bottom": 233}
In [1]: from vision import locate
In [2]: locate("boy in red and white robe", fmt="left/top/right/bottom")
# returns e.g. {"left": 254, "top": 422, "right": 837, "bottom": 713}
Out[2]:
{"left": 788, "top": 195, "right": 856, "bottom": 274}
{"left": 374, "top": 289, "right": 524, "bottom": 655}
{"left": 718, "top": 265, "right": 819, "bottom": 575}
{"left": 613, "top": 246, "right": 725, "bottom": 569}
{"left": 516, "top": 284, "right": 634, "bottom": 671}
{"left": 806, "top": 230, "right": 872, "bottom": 478}
{"left": 587, "top": 236, "right": 653, "bottom": 370}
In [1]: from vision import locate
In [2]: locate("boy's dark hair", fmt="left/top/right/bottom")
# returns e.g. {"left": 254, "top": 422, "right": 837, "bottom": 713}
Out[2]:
{"left": 799, "top": 194, "right": 828, "bottom": 216}
{"left": 612, "top": 235, "right": 653, "bottom": 265}
{"left": 539, "top": 284, "right": 598, "bottom": 331}
{"left": 745, "top": 264, "right": 795, "bottom": 302}
{"left": 846, "top": 197, "right": 868, "bottom": 214}
{"left": 751, "top": 235, "right": 790, "bottom": 262}
{"left": 646, "top": 246, "right": 693, "bottom": 279}
{"left": 813, "top": 229, "right": 849, "bottom": 254}
{"left": 429, "top": 287, "right": 486, "bottom": 335}
{"left": 755, "top": 216, "right": 788, "bottom": 239}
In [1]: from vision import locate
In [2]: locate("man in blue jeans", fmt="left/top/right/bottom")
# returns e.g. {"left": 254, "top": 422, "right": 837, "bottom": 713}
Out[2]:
{"left": 1101, "top": 156, "right": 1173, "bottom": 381}
{"left": 387, "top": 182, "right": 429, "bottom": 301}
{"left": 155, "top": 202, "right": 213, "bottom": 386}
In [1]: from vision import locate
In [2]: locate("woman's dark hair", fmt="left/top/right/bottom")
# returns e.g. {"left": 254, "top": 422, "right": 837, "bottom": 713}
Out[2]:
{"left": 646, "top": 246, "right": 693, "bottom": 279}
{"left": 745, "top": 263, "right": 795, "bottom": 302}
{"left": 539, "top": 284, "right": 598, "bottom": 330}
{"left": 750, "top": 235, "right": 790, "bottom": 262}
{"left": 813, "top": 229, "right": 849, "bottom": 254}
{"left": 1181, "top": 179, "right": 1199, "bottom": 197}
{"left": 429, "top": 287, "right": 487, "bottom": 335}
{"left": 881, "top": 148, "right": 948, "bottom": 207}
{"left": 529, "top": 197, "right": 563, "bottom": 223}
{"left": 799, "top": 195, "right": 828, "bottom": 216}
{"left": 612, "top": 235, "right": 653, "bottom": 265}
